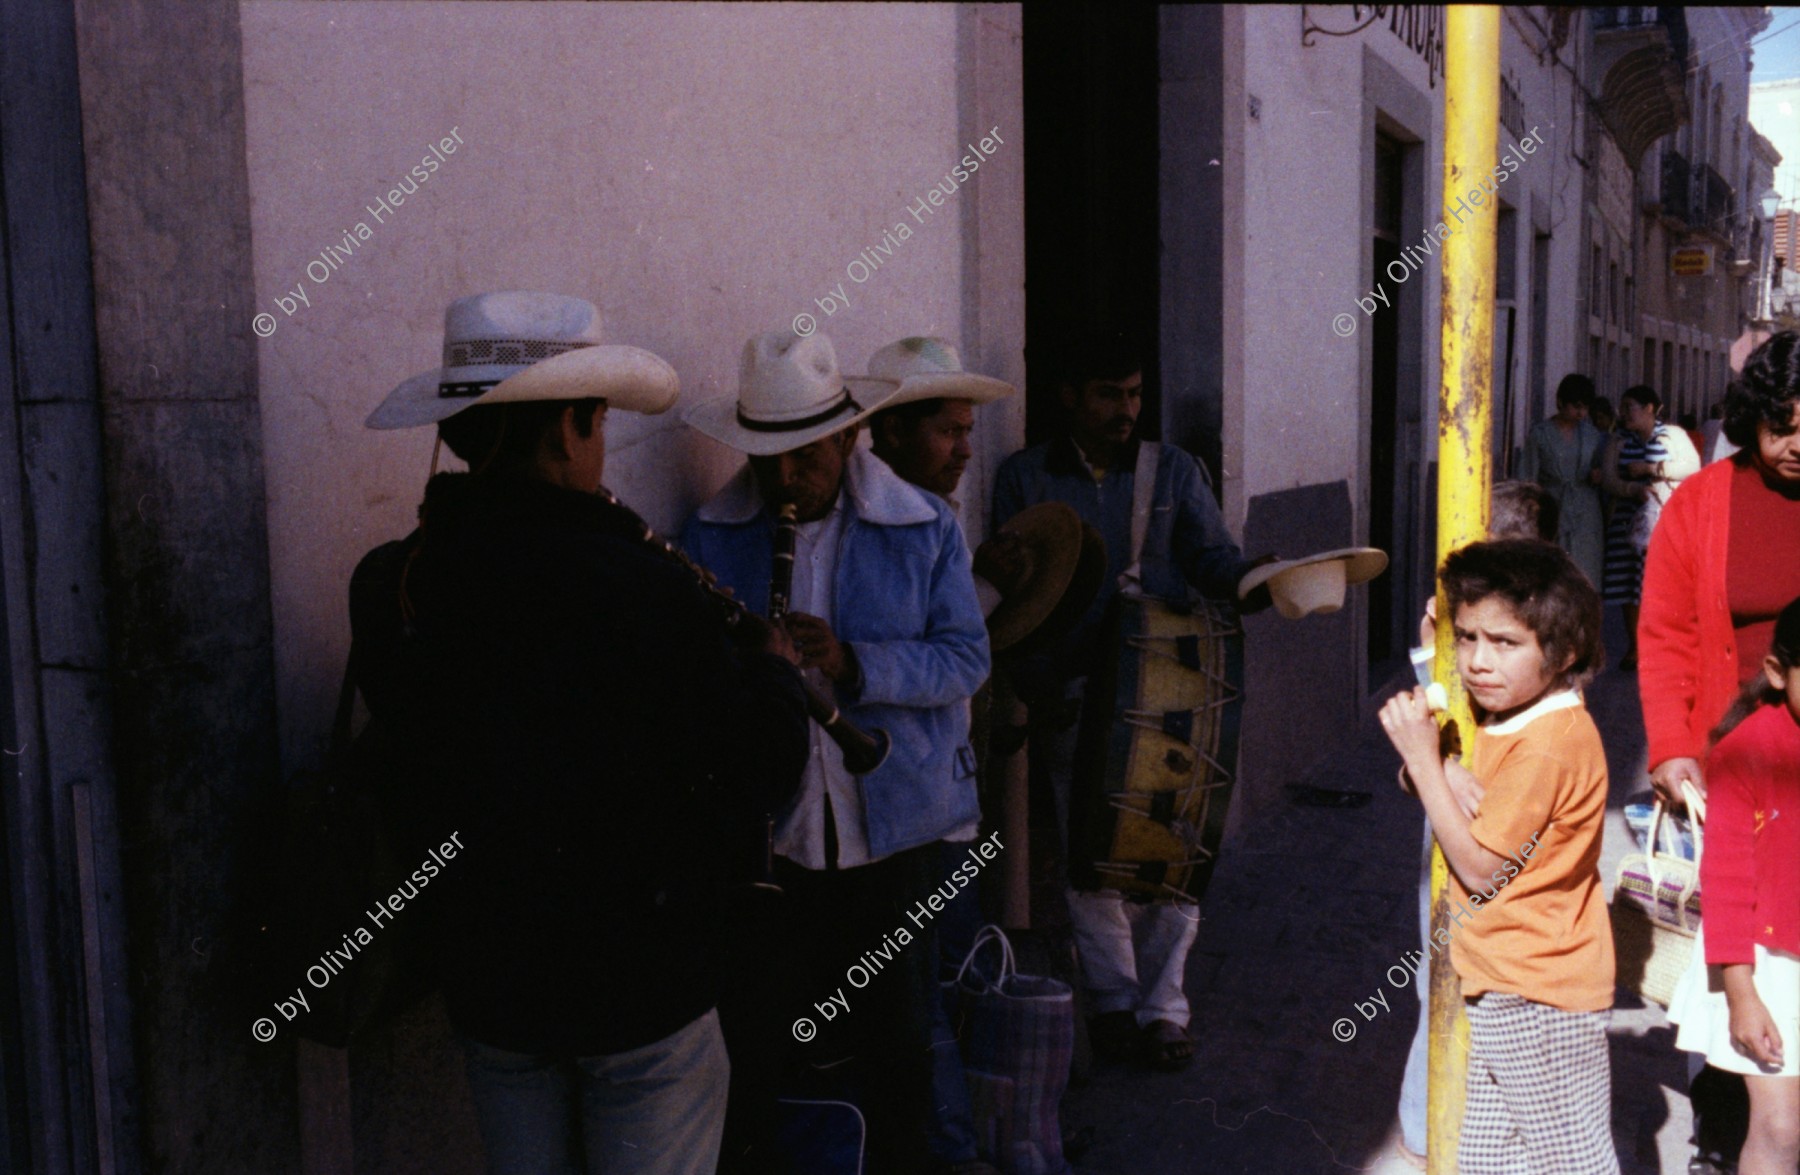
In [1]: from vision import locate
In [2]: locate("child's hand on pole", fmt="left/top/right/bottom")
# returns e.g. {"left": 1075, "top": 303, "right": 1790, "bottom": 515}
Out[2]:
{"left": 1379, "top": 687, "right": 1442, "bottom": 772}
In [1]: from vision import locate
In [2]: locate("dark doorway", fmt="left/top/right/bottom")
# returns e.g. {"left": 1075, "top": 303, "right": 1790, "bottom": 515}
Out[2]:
{"left": 0, "top": 541, "right": 25, "bottom": 1175}
{"left": 1022, "top": 4, "right": 1160, "bottom": 446}
{"left": 1368, "top": 133, "right": 1405, "bottom": 669}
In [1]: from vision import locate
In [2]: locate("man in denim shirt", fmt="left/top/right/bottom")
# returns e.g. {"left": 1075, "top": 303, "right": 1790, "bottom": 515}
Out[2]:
{"left": 992, "top": 334, "right": 1268, "bottom": 1070}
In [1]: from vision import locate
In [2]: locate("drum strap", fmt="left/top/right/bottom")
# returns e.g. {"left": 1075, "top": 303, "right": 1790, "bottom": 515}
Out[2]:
{"left": 1121, "top": 441, "right": 1161, "bottom": 590}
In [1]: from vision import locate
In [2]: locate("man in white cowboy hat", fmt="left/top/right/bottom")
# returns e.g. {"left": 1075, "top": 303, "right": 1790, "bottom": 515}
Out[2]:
{"left": 352, "top": 291, "right": 810, "bottom": 1175}
{"left": 865, "top": 335, "right": 1014, "bottom": 501}
{"left": 681, "top": 329, "right": 990, "bottom": 1175}
{"left": 991, "top": 330, "right": 1277, "bottom": 1074}
{"left": 861, "top": 335, "right": 1011, "bottom": 1175}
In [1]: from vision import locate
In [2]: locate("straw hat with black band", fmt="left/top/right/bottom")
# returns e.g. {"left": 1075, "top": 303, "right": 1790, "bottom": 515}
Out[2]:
{"left": 366, "top": 291, "right": 679, "bottom": 430}
{"left": 685, "top": 331, "right": 899, "bottom": 456}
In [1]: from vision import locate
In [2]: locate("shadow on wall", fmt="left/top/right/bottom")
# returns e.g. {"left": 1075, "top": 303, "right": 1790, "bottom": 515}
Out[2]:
{"left": 1231, "top": 481, "right": 1360, "bottom": 841}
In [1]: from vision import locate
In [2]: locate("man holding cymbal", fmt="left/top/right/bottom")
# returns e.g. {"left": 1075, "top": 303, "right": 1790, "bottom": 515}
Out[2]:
{"left": 993, "top": 331, "right": 1384, "bottom": 1075}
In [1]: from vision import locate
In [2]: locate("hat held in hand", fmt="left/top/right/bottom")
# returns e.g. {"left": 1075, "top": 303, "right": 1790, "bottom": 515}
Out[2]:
{"left": 1237, "top": 548, "right": 1388, "bottom": 620}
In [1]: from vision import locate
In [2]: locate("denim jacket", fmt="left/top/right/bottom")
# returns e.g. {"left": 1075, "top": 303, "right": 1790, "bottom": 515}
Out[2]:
{"left": 992, "top": 436, "right": 1253, "bottom": 688}
{"left": 681, "top": 448, "right": 991, "bottom": 859}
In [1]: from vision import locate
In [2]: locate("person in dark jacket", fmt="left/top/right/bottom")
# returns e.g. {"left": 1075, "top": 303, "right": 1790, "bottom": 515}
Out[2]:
{"left": 355, "top": 291, "right": 809, "bottom": 1175}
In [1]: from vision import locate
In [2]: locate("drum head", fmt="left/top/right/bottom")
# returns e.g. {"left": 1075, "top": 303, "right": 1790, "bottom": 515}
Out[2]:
{"left": 1069, "top": 593, "right": 1244, "bottom": 903}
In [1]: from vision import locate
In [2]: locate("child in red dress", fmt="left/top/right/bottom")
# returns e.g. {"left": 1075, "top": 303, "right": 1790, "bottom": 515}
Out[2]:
{"left": 1671, "top": 595, "right": 1800, "bottom": 1175}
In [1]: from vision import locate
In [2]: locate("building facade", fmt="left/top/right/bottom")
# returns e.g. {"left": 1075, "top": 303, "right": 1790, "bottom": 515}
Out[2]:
{"left": 0, "top": 4, "right": 1786, "bottom": 1172}
{"left": 1631, "top": 6, "right": 1771, "bottom": 424}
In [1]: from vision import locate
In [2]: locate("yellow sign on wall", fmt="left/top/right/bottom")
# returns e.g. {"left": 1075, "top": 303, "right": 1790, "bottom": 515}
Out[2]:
{"left": 1670, "top": 245, "right": 1713, "bottom": 277}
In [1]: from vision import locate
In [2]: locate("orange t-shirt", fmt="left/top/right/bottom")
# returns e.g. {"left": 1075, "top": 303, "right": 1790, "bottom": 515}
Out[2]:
{"left": 1447, "top": 690, "right": 1615, "bottom": 1012}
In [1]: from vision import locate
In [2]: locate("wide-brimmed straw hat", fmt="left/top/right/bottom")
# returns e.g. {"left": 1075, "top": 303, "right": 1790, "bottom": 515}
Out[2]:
{"left": 1237, "top": 548, "right": 1388, "bottom": 620}
{"left": 684, "top": 332, "right": 899, "bottom": 456}
{"left": 862, "top": 337, "right": 1014, "bottom": 406}
{"left": 974, "top": 504, "right": 1106, "bottom": 654}
{"left": 366, "top": 291, "right": 679, "bottom": 430}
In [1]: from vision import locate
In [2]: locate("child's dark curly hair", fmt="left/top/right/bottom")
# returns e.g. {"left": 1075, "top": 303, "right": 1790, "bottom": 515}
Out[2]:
{"left": 1440, "top": 539, "right": 1604, "bottom": 693}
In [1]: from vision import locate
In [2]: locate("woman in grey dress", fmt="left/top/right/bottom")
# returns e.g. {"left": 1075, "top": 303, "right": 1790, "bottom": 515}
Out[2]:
{"left": 1521, "top": 373, "right": 1607, "bottom": 588}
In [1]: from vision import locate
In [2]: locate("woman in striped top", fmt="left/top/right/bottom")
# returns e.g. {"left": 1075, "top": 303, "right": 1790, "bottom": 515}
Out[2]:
{"left": 1599, "top": 385, "right": 1700, "bottom": 668}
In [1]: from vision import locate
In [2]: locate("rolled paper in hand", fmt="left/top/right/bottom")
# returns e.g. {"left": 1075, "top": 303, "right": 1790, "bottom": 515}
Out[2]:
{"left": 1425, "top": 682, "right": 1449, "bottom": 714}
{"left": 1409, "top": 644, "right": 1435, "bottom": 689}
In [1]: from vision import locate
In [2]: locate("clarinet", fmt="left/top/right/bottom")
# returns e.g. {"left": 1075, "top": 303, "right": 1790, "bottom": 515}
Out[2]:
{"left": 596, "top": 488, "right": 891, "bottom": 776}
{"left": 768, "top": 503, "right": 798, "bottom": 623}
{"left": 751, "top": 504, "right": 801, "bottom": 892}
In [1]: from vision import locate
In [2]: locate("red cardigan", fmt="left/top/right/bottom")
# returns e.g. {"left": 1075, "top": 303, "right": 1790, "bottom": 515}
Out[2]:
{"left": 1640, "top": 460, "right": 1741, "bottom": 768}
{"left": 1700, "top": 702, "right": 1800, "bottom": 963}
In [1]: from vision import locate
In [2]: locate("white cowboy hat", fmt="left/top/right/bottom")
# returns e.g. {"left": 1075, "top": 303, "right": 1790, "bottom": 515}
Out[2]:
{"left": 1237, "top": 547, "right": 1388, "bottom": 620}
{"left": 684, "top": 331, "right": 899, "bottom": 456}
{"left": 366, "top": 291, "right": 679, "bottom": 430}
{"left": 861, "top": 336, "right": 1014, "bottom": 405}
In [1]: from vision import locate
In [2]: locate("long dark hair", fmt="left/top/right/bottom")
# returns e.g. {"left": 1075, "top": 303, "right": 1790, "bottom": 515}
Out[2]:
{"left": 1724, "top": 331, "right": 1800, "bottom": 448}
{"left": 1710, "top": 594, "right": 1800, "bottom": 746}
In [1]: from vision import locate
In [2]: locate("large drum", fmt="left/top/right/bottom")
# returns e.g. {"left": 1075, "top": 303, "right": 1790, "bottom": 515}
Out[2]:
{"left": 1069, "top": 591, "right": 1244, "bottom": 903}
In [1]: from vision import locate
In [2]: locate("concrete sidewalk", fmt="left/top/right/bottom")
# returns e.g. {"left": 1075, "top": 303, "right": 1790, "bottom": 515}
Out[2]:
{"left": 1050, "top": 625, "right": 1694, "bottom": 1174}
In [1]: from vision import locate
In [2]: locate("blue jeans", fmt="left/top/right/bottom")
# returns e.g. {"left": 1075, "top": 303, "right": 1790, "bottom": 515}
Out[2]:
{"left": 461, "top": 1008, "right": 729, "bottom": 1174}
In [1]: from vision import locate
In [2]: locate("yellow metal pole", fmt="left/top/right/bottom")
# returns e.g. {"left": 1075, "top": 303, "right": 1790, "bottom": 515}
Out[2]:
{"left": 1430, "top": 7, "right": 1499, "bottom": 1172}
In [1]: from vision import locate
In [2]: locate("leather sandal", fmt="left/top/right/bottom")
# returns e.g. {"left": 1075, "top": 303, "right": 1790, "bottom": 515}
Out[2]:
{"left": 1141, "top": 1018, "right": 1194, "bottom": 1070}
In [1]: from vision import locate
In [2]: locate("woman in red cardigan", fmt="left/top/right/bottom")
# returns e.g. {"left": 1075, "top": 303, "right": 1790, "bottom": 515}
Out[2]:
{"left": 1641, "top": 333, "right": 1800, "bottom": 804}
{"left": 1639, "top": 331, "right": 1800, "bottom": 1174}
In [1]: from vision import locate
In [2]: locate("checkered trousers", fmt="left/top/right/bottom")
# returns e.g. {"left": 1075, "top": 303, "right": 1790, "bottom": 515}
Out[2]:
{"left": 1458, "top": 992, "right": 1619, "bottom": 1175}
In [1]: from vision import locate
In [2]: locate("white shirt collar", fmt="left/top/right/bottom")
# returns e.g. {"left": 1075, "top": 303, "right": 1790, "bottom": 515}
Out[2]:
{"left": 1481, "top": 688, "right": 1582, "bottom": 736}
{"left": 695, "top": 446, "right": 939, "bottom": 526}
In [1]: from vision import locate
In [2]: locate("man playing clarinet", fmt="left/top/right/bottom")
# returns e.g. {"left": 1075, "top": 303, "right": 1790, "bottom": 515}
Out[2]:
{"left": 682, "top": 330, "right": 991, "bottom": 1175}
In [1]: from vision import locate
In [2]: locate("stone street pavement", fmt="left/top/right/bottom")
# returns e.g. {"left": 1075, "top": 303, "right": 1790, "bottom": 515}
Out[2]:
{"left": 1047, "top": 618, "right": 1694, "bottom": 1175}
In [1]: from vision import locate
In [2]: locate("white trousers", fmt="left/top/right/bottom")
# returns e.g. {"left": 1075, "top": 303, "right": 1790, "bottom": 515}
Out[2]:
{"left": 1066, "top": 889, "right": 1199, "bottom": 1026}
{"left": 1038, "top": 678, "right": 1199, "bottom": 1028}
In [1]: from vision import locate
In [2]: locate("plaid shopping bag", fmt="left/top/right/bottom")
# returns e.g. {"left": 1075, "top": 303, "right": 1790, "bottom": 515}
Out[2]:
{"left": 952, "top": 925, "right": 1074, "bottom": 1175}
{"left": 1612, "top": 784, "right": 1704, "bottom": 1007}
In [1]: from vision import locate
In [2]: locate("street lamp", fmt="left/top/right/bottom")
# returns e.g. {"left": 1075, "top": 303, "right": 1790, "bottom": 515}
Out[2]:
{"left": 1757, "top": 188, "right": 1786, "bottom": 325}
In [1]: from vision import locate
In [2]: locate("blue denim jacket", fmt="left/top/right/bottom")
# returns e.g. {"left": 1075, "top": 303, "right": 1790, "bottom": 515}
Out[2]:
{"left": 681, "top": 448, "right": 991, "bottom": 860}
{"left": 992, "top": 437, "right": 1253, "bottom": 688}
